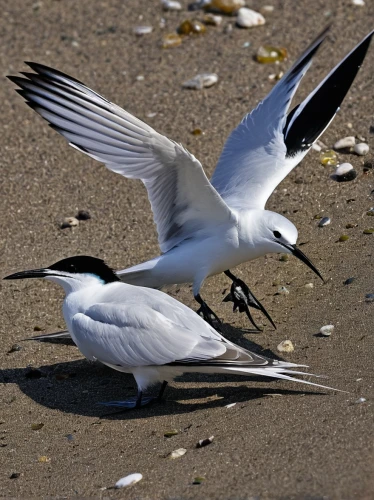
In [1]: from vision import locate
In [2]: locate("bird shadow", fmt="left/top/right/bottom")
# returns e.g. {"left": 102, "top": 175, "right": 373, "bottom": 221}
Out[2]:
{"left": 1, "top": 356, "right": 327, "bottom": 421}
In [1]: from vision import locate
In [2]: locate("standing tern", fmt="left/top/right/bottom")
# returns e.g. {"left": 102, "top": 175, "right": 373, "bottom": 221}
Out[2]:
{"left": 4, "top": 256, "right": 340, "bottom": 408}
{"left": 8, "top": 28, "right": 373, "bottom": 330}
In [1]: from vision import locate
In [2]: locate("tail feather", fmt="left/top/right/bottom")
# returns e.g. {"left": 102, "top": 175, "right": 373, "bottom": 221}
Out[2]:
{"left": 116, "top": 260, "right": 164, "bottom": 289}
{"left": 221, "top": 366, "right": 345, "bottom": 392}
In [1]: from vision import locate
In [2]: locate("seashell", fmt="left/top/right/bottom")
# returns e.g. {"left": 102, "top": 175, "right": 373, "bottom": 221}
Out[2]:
{"left": 304, "top": 283, "right": 314, "bottom": 289}
{"left": 320, "top": 149, "right": 338, "bottom": 166}
{"left": 354, "top": 397, "right": 367, "bottom": 404}
{"left": 162, "top": 33, "right": 182, "bottom": 48}
{"left": 115, "top": 473, "right": 143, "bottom": 488}
{"left": 352, "top": 0, "right": 365, "bottom": 5}
{"left": 61, "top": 216, "right": 79, "bottom": 229}
{"left": 225, "top": 402, "right": 236, "bottom": 408}
{"left": 182, "top": 73, "right": 218, "bottom": 89}
{"left": 161, "top": 0, "right": 182, "bottom": 10}
{"left": 319, "top": 324, "right": 334, "bottom": 337}
{"left": 204, "top": 0, "right": 245, "bottom": 14}
{"left": 311, "top": 143, "right": 322, "bottom": 152}
{"left": 169, "top": 448, "right": 187, "bottom": 459}
{"left": 334, "top": 136, "right": 355, "bottom": 150}
{"left": 344, "top": 277, "right": 356, "bottom": 285}
{"left": 277, "top": 340, "right": 294, "bottom": 353}
{"left": 203, "top": 13, "right": 222, "bottom": 25}
{"left": 318, "top": 216, "right": 331, "bottom": 227}
{"left": 196, "top": 436, "right": 214, "bottom": 448}
{"left": 133, "top": 26, "right": 153, "bottom": 36}
{"left": 256, "top": 45, "right": 287, "bottom": 63}
{"left": 332, "top": 163, "right": 357, "bottom": 182}
{"left": 236, "top": 8, "right": 265, "bottom": 28}
{"left": 354, "top": 143, "right": 369, "bottom": 156}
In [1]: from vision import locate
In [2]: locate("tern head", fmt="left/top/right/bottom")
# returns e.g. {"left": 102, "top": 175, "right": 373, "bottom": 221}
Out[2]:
{"left": 4, "top": 256, "right": 120, "bottom": 293}
{"left": 258, "top": 211, "right": 323, "bottom": 281}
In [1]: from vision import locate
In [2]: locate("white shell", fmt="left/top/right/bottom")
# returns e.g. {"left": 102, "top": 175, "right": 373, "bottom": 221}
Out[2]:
{"left": 335, "top": 163, "right": 354, "bottom": 175}
{"left": 277, "top": 340, "right": 294, "bottom": 353}
{"left": 352, "top": 0, "right": 365, "bottom": 5}
{"left": 277, "top": 286, "right": 289, "bottom": 295}
{"left": 261, "top": 5, "right": 275, "bottom": 13}
{"left": 333, "top": 136, "right": 355, "bottom": 150}
{"left": 182, "top": 73, "right": 218, "bottom": 90}
{"left": 161, "top": 0, "right": 182, "bottom": 10}
{"left": 225, "top": 402, "right": 237, "bottom": 408}
{"left": 354, "top": 143, "right": 369, "bottom": 156}
{"left": 61, "top": 216, "right": 79, "bottom": 228}
{"left": 319, "top": 324, "right": 334, "bottom": 337}
{"left": 355, "top": 397, "right": 367, "bottom": 403}
{"left": 115, "top": 473, "right": 143, "bottom": 488}
{"left": 304, "top": 283, "right": 314, "bottom": 289}
{"left": 169, "top": 448, "right": 187, "bottom": 459}
{"left": 311, "top": 143, "right": 322, "bottom": 152}
{"left": 134, "top": 26, "right": 153, "bottom": 36}
{"left": 236, "top": 8, "right": 265, "bottom": 28}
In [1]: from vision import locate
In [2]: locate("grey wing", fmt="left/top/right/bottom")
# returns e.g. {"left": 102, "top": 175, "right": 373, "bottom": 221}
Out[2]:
{"left": 9, "top": 64, "right": 233, "bottom": 253}
{"left": 210, "top": 27, "right": 330, "bottom": 211}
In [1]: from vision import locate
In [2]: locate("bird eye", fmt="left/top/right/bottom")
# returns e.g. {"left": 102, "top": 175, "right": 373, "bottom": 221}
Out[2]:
{"left": 69, "top": 264, "right": 76, "bottom": 272}
{"left": 273, "top": 230, "right": 281, "bottom": 238}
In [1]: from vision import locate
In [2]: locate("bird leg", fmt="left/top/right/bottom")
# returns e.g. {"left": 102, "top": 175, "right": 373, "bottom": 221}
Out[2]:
{"left": 99, "top": 381, "right": 168, "bottom": 412}
{"left": 223, "top": 270, "right": 276, "bottom": 331}
{"left": 157, "top": 380, "right": 168, "bottom": 401}
{"left": 195, "top": 294, "right": 222, "bottom": 330}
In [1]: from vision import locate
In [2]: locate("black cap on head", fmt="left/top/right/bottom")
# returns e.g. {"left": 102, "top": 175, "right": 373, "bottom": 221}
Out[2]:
{"left": 49, "top": 256, "right": 120, "bottom": 283}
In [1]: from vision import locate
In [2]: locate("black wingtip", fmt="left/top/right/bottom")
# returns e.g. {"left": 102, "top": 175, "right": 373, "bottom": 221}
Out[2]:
{"left": 285, "top": 29, "right": 374, "bottom": 157}
{"left": 24, "top": 61, "right": 86, "bottom": 85}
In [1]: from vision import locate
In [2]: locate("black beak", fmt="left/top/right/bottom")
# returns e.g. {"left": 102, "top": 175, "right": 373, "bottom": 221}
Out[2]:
{"left": 286, "top": 244, "right": 324, "bottom": 282}
{"left": 4, "top": 268, "right": 50, "bottom": 280}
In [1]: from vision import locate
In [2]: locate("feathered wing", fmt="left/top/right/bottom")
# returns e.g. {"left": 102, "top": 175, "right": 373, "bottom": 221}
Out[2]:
{"left": 71, "top": 299, "right": 340, "bottom": 391}
{"left": 211, "top": 28, "right": 373, "bottom": 210}
{"left": 8, "top": 64, "right": 234, "bottom": 253}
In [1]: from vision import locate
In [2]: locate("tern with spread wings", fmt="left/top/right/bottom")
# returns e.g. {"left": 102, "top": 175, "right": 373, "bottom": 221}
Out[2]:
{"left": 8, "top": 27, "right": 373, "bottom": 330}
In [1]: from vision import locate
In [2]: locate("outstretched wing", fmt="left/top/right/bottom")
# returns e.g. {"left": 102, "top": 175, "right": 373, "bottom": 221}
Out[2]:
{"left": 211, "top": 28, "right": 373, "bottom": 210}
{"left": 8, "top": 64, "right": 234, "bottom": 253}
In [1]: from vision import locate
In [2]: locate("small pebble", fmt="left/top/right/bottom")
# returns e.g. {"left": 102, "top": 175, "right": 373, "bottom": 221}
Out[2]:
{"left": 133, "top": 26, "right": 153, "bottom": 36}
{"left": 193, "top": 477, "right": 206, "bottom": 485}
{"left": 304, "top": 283, "right": 314, "bottom": 289}
{"left": 363, "top": 160, "right": 373, "bottom": 172}
{"left": 205, "top": 0, "right": 245, "bottom": 14}
{"left": 161, "top": 0, "right": 182, "bottom": 10}
{"left": 164, "top": 430, "right": 179, "bottom": 438}
{"left": 76, "top": 210, "right": 91, "bottom": 220}
{"left": 363, "top": 228, "right": 374, "bottom": 234}
{"left": 261, "top": 5, "right": 274, "bottom": 13}
{"left": 9, "top": 473, "right": 20, "bottom": 479}
{"left": 346, "top": 223, "right": 356, "bottom": 229}
{"left": 332, "top": 163, "right": 357, "bottom": 182}
{"left": 366, "top": 208, "right": 374, "bottom": 216}
{"left": 318, "top": 217, "right": 331, "bottom": 227}
{"left": 31, "top": 423, "right": 44, "bottom": 430}
{"left": 320, "top": 149, "right": 338, "bottom": 166}
{"left": 354, "top": 397, "right": 367, "bottom": 404}
{"left": 196, "top": 436, "right": 214, "bottom": 448}
{"left": 338, "top": 234, "right": 349, "bottom": 242}
{"left": 169, "top": 448, "right": 187, "bottom": 459}
{"left": 344, "top": 277, "right": 356, "bottom": 285}
{"left": 277, "top": 340, "right": 294, "bottom": 353}
{"left": 365, "top": 293, "right": 374, "bottom": 302}
{"left": 182, "top": 73, "right": 218, "bottom": 89}
{"left": 38, "top": 456, "right": 50, "bottom": 463}
{"left": 256, "top": 45, "right": 287, "bottom": 63}
{"left": 191, "top": 128, "right": 203, "bottom": 135}
{"left": 203, "top": 13, "right": 222, "bottom": 25}
{"left": 277, "top": 286, "right": 289, "bottom": 295}
{"left": 7, "top": 344, "right": 22, "bottom": 354}
{"left": 319, "top": 324, "right": 334, "bottom": 337}
{"left": 268, "top": 71, "right": 283, "bottom": 81}
{"left": 312, "top": 143, "right": 322, "bottom": 152}
{"left": 354, "top": 143, "right": 369, "bottom": 156}
{"left": 178, "top": 19, "right": 206, "bottom": 35}
{"left": 236, "top": 8, "right": 265, "bottom": 28}
{"left": 115, "top": 473, "right": 143, "bottom": 488}
{"left": 61, "top": 216, "right": 79, "bottom": 229}
{"left": 352, "top": 0, "right": 365, "bottom": 5}
{"left": 279, "top": 254, "right": 289, "bottom": 262}
{"left": 162, "top": 33, "right": 182, "bottom": 48}
{"left": 333, "top": 136, "right": 355, "bottom": 150}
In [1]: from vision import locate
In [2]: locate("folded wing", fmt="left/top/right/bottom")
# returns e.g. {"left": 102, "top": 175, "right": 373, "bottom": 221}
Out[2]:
{"left": 9, "top": 64, "right": 233, "bottom": 253}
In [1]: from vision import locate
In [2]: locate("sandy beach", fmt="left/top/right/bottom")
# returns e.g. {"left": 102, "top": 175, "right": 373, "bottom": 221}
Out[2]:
{"left": 1, "top": 0, "right": 373, "bottom": 498}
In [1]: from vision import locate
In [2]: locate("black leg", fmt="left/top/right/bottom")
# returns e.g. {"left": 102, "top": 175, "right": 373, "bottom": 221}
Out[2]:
{"left": 158, "top": 380, "right": 168, "bottom": 401}
{"left": 194, "top": 294, "right": 222, "bottom": 330}
{"left": 223, "top": 270, "right": 276, "bottom": 330}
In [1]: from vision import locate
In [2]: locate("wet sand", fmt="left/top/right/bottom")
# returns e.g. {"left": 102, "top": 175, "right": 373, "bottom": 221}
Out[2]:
{"left": 0, "top": 0, "right": 373, "bottom": 498}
